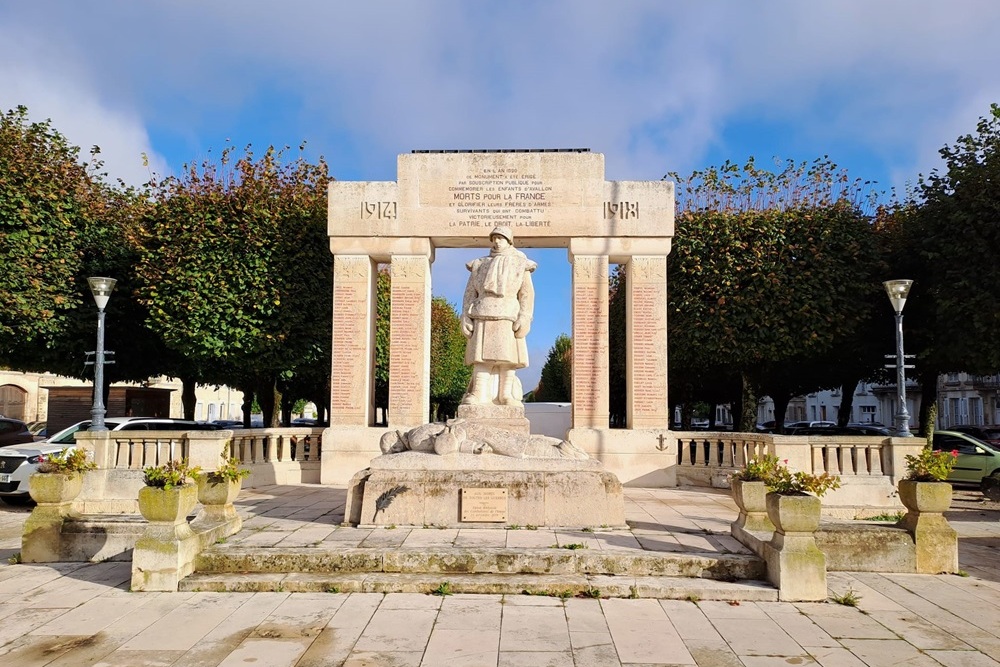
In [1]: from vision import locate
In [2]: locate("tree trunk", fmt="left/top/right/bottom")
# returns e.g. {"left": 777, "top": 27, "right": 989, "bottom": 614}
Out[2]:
{"left": 181, "top": 376, "right": 197, "bottom": 421}
{"left": 836, "top": 376, "right": 860, "bottom": 427}
{"left": 241, "top": 390, "right": 254, "bottom": 427}
{"left": 772, "top": 391, "right": 791, "bottom": 434}
{"left": 280, "top": 393, "right": 293, "bottom": 427}
{"left": 917, "top": 368, "right": 938, "bottom": 436}
{"left": 257, "top": 377, "right": 281, "bottom": 428}
{"left": 738, "top": 374, "right": 757, "bottom": 432}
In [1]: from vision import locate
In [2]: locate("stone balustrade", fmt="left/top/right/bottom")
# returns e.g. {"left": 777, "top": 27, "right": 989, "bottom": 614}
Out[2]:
{"left": 674, "top": 431, "right": 925, "bottom": 517}
{"left": 73, "top": 427, "right": 324, "bottom": 514}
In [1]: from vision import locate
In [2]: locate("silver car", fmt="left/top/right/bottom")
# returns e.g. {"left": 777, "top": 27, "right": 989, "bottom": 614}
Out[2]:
{"left": 0, "top": 417, "right": 219, "bottom": 505}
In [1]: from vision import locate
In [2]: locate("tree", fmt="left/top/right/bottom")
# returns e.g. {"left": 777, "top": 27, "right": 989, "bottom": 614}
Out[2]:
{"left": 0, "top": 106, "right": 96, "bottom": 359}
{"left": 429, "top": 297, "right": 470, "bottom": 420}
{"left": 0, "top": 106, "right": 181, "bottom": 392}
{"left": 667, "top": 158, "right": 886, "bottom": 430}
{"left": 534, "top": 334, "right": 572, "bottom": 402}
{"left": 136, "top": 144, "right": 331, "bottom": 424}
{"left": 909, "top": 104, "right": 1000, "bottom": 374}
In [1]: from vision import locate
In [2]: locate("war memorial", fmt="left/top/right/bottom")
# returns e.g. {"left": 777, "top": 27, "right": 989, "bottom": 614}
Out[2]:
{"left": 15, "top": 150, "right": 958, "bottom": 604}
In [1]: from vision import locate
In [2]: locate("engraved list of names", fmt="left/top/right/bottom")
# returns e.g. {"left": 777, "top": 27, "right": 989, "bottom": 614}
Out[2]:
{"left": 446, "top": 165, "right": 553, "bottom": 230}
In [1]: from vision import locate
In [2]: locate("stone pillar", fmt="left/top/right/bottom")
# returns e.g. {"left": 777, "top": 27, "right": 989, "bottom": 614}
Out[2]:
{"left": 570, "top": 255, "right": 609, "bottom": 429}
{"left": 626, "top": 256, "right": 669, "bottom": 428}
{"left": 388, "top": 254, "right": 432, "bottom": 427}
{"left": 330, "top": 255, "right": 376, "bottom": 426}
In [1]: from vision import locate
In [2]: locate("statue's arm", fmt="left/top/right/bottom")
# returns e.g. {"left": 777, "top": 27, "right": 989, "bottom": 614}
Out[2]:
{"left": 513, "top": 270, "right": 535, "bottom": 338}
{"left": 461, "top": 261, "right": 478, "bottom": 337}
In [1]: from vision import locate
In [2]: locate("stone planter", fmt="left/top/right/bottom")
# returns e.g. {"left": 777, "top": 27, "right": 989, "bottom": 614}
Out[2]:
{"left": 898, "top": 479, "right": 952, "bottom": 514}
{"left": 28, "top": 472, "right": 83, "bottom": 505}
{"left": 763, "top": 491, "right": 826, "bottom": 601}
{"left": 22, "top": 472, "right": 84, "bottom": 563}
{"left": 195, "top": 474, "right": 242, "bottom": 523}
{"left": 138, "top": 484, "right": 198, "bottom": 526}
{"left": 896, "top": 479, "right": 958, "bottom": 574}
{"left": 765, "top": 492, "right": 821, "bottom": 535}
{"left": 133, "top": 484, "right": 200, "bottom": 593}
{"left": 731, "top": 479, "right": 775, "bottom": 533}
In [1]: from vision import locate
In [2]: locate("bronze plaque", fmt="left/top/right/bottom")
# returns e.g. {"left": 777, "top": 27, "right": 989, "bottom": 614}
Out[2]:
{"left": 461, "top": 488, "right": 508, "bottom": 522}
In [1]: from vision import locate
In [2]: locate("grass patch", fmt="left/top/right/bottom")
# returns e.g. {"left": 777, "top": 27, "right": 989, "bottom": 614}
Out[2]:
{"left": 431, "top": 581, "right": 453, "bottom": 597}
{"left": 8, "top": 552, "right": 21, "bottom": 565}
{"left": 578, "top": 587, "right": 602, "bottom": 599}
{"left": 552, "top": 543, "right": 588, "bottom": 550}
{"left": 831, "top": 588, "right": 861, "bottom": 607}
{"left": 865, "top": 511, "right": 905, "bottom": 522}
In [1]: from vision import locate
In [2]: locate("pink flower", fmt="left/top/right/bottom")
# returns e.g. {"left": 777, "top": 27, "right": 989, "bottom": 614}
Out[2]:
{"left": 951, "top": 450, "right": 959, "bottom": 457}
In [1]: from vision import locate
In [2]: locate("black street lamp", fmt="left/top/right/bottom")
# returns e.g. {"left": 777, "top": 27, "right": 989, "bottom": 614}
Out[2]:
{"left": 87, "top": 277, "right": 116, "bottom": 432}
{"left": 883, "top": 279, "right": 913, "bottom": 437}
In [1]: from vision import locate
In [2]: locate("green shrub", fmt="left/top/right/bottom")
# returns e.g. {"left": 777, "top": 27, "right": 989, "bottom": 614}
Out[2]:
{"left": 143, "top": 459, "right": 201, "bottom": 490}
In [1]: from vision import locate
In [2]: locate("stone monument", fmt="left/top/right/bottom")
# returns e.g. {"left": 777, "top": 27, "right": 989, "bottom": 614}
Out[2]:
{"left": 344, "top": 227, "right": 626, "bottom": 528}
{"left": 324, "top": 150, "right": 675, "bottom": 490}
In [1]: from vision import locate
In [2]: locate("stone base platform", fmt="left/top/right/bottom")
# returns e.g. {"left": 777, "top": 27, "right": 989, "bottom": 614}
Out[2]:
{"left": 345, "top": 452, "right": 627, "bottom": 529}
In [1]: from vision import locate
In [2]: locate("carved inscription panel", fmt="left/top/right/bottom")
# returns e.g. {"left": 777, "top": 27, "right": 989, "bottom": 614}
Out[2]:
{"left": 331, "top": 256, "right": 373, "bottom": 424}
{"left": 328, "top": 153, "right": 675, "bottom": 238}
{"left": 389, "top": 256, "right": 429, "bottom": 422}
{"left": 628, "top": 256, "right": 668, "bottom": 427}
{"left": 572, "top": 256, "right": 610, "bottom": 426}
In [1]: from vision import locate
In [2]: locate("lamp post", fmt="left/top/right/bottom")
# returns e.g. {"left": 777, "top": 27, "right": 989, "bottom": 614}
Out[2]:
{"left": 87, "top": 277, "right": 116, "bottom": 432}
{"left": 883, "top": 279, "right": 913, "bottom": 437}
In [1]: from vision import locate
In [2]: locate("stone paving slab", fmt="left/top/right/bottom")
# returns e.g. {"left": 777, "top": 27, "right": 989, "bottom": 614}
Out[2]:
{"left": 0, "top": 484, "right": 997, "bottom": 665}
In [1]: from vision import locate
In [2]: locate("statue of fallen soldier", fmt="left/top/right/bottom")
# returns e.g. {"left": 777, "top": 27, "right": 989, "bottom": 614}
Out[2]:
{"left": 379, "top": 419, "right": 589, "bottom": 460}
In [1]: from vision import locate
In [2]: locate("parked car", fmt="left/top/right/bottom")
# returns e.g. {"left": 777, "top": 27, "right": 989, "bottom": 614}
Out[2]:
{"left": 785, "top": 424, "right": 891, "bottom": 436}
{"left": 931, "top": 430, "right": 1000, "bottom": 487}
{"left": 0, "top": 417, "right": 34, "bottom": 447}
{"left": 785, "top": 421, "right": 836, "bottom": 430}
{"left": 290, "top": 417, "right": 317, "bottom": 426}
{"left": 26, "top": 420, "right": 48, "bottom": 441}
{"left": 0, "top": 417, "right": 220, "bottom": 505}
{"left": 947, "top": 425, "right": 1000, "bottom": 447}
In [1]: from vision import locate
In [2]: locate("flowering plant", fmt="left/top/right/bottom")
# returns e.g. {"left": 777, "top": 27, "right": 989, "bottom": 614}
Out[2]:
{"left": 143, "top": 459, "right": 202, "bottom": 490}
{"left": 903, "top": 447, "right": 957, "bottom": 482}
{"left": 204, "top": 456, "right": 250, "bottom": 484}
{"left": 764, "top": 465, "right": 841, "bottom": 497}
{"left": 732, "top": 454, "right": 782, "bottom": 482}
{"left": 36, "top": 448, "right": 97, "bottom": 474}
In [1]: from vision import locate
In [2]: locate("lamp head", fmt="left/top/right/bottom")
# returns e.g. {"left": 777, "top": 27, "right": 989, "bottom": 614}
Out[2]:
{"left": 883, "top": 279, "right": 913, "bottom": 314}
{"left": 87, "top": 277, "right": 117, "bottom": 310}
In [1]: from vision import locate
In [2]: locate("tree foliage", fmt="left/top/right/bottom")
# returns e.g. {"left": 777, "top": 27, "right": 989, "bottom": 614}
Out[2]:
{"left": 903, "top": 104, "right": 1000, "bottom": 375}
{"left": 0, "top": 106, "right": 95, "bottom": 358}
{"left": 534, "top": 333, "right": 572, "bottom": 402}
{"left": 667, "top": 158, "right": 886, "bottom": 429}
{"left": 136, "top": 144, "right": 331, "bottom": 423}
{"left": 430, "top": 296, "right": 469, "bottom": 420}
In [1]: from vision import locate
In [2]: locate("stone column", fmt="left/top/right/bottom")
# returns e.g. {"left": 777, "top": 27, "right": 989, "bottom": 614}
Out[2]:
{"left": 331, "top": 255, "right": 376, "bottom": 426}
{"left": 570, "top": 255, "right": 610, "bottom": 429}
{"left": 626, "top": 256, "right": 668, "bottom": 428}
{"left": 388, "top": 254, "right": 432, "bottom": 427}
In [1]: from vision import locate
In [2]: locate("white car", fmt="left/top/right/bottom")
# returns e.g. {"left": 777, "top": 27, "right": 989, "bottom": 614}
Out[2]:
{"left": 0, "top": 417, "right": 220, "bottom": 505}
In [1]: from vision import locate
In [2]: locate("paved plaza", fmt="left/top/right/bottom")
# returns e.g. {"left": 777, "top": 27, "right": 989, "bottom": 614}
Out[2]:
{"left": 0, "top": 485, "right": 997, "bottom": 666}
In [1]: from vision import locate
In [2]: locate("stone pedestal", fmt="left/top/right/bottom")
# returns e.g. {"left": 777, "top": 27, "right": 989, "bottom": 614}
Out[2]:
{"left": 897, "top": 480, "right": 958, "bottom": 574}
{"left": 22, "top": 473, "right": 83, "bottom": 563}
{"left": 455, "top": 404, "right": 530, "bottom": 435}
{"left": 132, "top": 485, "right": 200, "bottom": 592}
{"left": 346, "top": 452, "right": 626, "bottom": 529}
{"left": 763, "top": 493, "right": 827, "bottom": 601}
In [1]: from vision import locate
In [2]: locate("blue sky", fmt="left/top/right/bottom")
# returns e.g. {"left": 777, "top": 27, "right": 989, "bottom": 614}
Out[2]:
{"left": 3, "top": 1, "right": 999, "bottom": 392}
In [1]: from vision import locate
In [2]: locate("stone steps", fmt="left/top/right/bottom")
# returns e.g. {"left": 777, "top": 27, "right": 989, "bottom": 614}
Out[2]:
{"left": 179, "top": 571, "right": 778, "bottom": 600}
{"left": 182, "top": 545, "right": 776, "bottom": 600}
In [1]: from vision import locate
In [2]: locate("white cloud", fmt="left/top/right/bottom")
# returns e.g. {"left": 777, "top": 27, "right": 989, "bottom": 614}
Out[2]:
{"left": 0, "top": 25, "right": 169, "bottom": 186}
